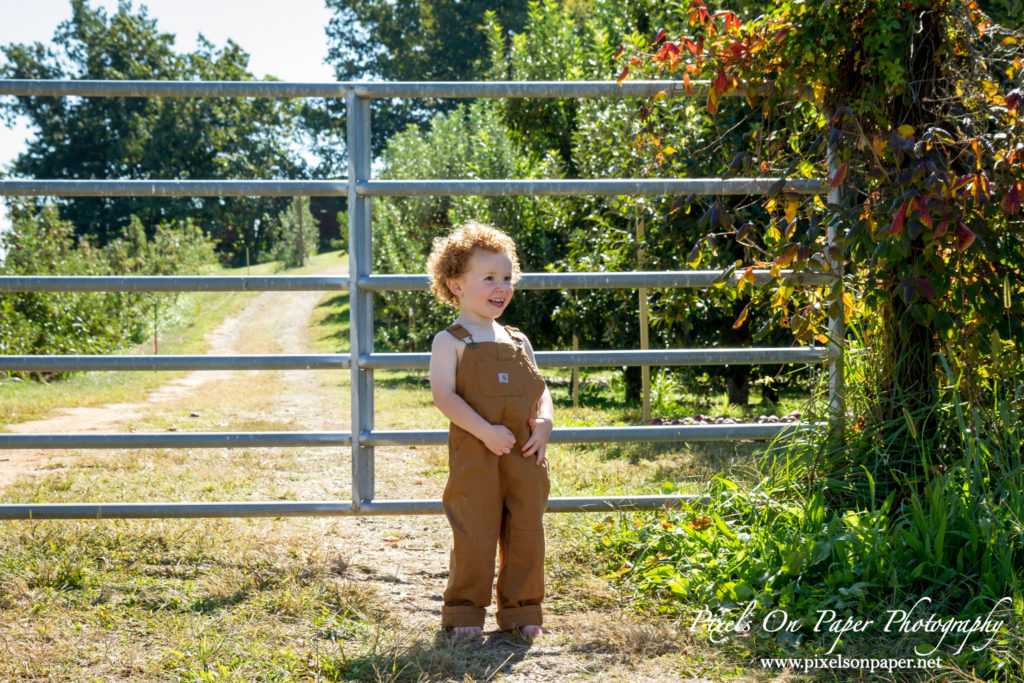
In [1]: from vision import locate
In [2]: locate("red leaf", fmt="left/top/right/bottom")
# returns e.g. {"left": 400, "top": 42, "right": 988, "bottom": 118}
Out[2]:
{"left": 889, "top": 200, "right": 909, "bottom": 236}
{"left": 617, "top": 66, "right": 629, "bottom": 86}
{"left": 683, "top": 72, "right": 693, "bottom": 96}
{"left": 1006, "top": 91, "right": 1021, "bottom": 114}
{"left": 956, "top": 220, "right": 976, "bottom": 251}
{"left": 656, "top": 42, "right": 681, "bottom": 67}
{"left": 713, "top": 69, "right": 729, "bottom": 93}
{"left": 934, "top": 215, "right": 952, "bottom": 238}
{"left": 684, "top": 38, "right": 699, "bottom": 55}
{"left": 915, "top": 276, "right": 936, "bottom": 301}
{"left": 913, "top": 196, "right": 932, "bottom": 228}
{"left": 1003, "top": 181, "right": 1022, "bottom": 214}
{"left": 652, "top": 29, "right": 666, "bottom": 45}
{"left": 829, "top": 161, "right": 848, "bottom": 189}
{"left": 612, "top": 44, "right": 624, "bottom": 61}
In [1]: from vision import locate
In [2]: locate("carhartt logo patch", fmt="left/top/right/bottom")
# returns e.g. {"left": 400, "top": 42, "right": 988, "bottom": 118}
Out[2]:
{"left": 498, "top": 372, "right": 509, "bottom": 383}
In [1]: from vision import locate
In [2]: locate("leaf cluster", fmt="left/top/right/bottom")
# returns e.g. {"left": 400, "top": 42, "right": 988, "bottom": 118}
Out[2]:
{"left": 0, "top": 0, "right": 305, "bottom": 262}
{"left": 624, "top": 0, "right": 1024, "bottom": 406}
{"left": 0, "top": 204, "right": 216, "bottom": 376}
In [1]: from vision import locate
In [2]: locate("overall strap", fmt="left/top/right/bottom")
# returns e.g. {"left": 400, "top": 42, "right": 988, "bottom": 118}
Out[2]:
{"left": 446, "top": 323, "right": 476, "bottom": 346}
{"left": 503, "top": 325, "right": 526, "bottom": 347}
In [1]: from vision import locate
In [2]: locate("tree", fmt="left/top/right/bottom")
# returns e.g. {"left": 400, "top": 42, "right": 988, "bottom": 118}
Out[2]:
{"left": 316, "top": 0, "right": 530, "bottom": 162}
{"left": 626, "top": 0, "right": 1024, "bottom": 470}
{"left": 0, "top": 0, "right": 304, "bottom": 262}
{"left": 270, "top": 197, "right": 319, "bottom": 268}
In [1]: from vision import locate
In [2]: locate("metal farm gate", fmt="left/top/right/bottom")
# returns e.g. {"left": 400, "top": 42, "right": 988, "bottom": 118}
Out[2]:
{"left": 0, "top": 80, "right": 844, "bottom": 520}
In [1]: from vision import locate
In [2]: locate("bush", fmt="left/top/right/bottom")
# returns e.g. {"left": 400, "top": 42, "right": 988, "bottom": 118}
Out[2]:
{"left": 371, "top": 100, "right": 564, "bottom": 352}
{"left": 0, "top": 205, "right": 216, "bottom": 378}
{"left": 268, "top": 197, "right": 319, "bottom": 269}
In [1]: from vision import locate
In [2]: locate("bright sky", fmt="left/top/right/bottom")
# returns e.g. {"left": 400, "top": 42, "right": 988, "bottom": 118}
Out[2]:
{"left": 0, "top": 0, "right": 337, "bottom": 233}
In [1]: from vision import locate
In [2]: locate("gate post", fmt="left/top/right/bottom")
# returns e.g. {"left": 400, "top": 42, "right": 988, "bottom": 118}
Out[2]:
{"left": 826, "top": 143, "right": 846, "bottom": 427}
{"left": 348, "top": 90, "right": 375, "bottom": 508}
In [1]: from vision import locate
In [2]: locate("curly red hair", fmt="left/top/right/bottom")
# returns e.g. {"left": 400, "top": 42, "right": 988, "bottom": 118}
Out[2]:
{"left": 427, "top": 221, "right": 521, "bottom": 307}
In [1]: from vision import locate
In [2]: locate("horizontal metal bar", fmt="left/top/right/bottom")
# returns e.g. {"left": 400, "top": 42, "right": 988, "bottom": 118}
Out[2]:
{"left": 0, "top": 180, "right": 346, "bottom": 197}
{"left": 358, "top": 495, "right": 709, "bottom": 515}
{"left": 358, "top": 178, "right": 825, "bottom": 197}
{"left": 0, "top": 79, "right": 725, "bottom": 100}
{"left": 0, "top": 494, "right": 709, "bottom": 520}
{"left": 0, "top": 276, "right": 348, "bottom": 292}
{"left": 0, "top": 502, "right": 357, "bottom": 519}
{"left": 0, "top": 270, "right": 834, "bottom": 294}
{"left": 352, "top": 81, "right": 732, "bottom": 99}
{"left": 0, "top": 355, "right": 350, "bottom": 372}
{"left": 0, "top": 432, "right": 351, "bottom": 450}
{"left": 0, "top": 79, "right": 352, "bottom": 98}
{"left": 362, "top": 270, "right": 835, "bottom": 292}
{"left": 361, "top": 347, "right": 829, "bottom": 370}
{"left": 0, "top": 177, "right": 825, "bottom": 198}
{"left": 364, "top": 423, "right": 813, "bottom": 447}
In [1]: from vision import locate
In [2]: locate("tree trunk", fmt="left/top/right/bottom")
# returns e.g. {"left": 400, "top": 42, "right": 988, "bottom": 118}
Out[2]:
{"left": 724, "top": 366, "right": 750, "bottom": 407}
{"left": 624, "top": 365, "right": 642, "bottom": 404}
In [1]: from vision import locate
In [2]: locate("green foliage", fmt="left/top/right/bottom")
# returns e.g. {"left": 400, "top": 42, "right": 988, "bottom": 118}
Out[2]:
{"left": 598, "top": 393, "right": 1024, "bottom": 676}
{"left": 485, "top": 0, "right": 806, "bottom": 404}
{"left": 269, "top": 198, "right": 319, "bottom": 269}
{"left": 624, "top": 0, "right": 1024, "bottom": 425}
{"left": 0, "top": 205, "right": 215, "bottom": 376}
{"left": 0, "top": 0, "right": 303, "bottom": 261}
{"left": 316, "top": 0, "right": 530, "bottom": 161}
{"left": 371, "top": 100, "right": 564, "bottom": 351}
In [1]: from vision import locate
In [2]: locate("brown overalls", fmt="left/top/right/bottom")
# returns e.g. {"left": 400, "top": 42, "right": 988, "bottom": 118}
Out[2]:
{"left": 441, "top": 323, "right": 550, "bottom": 631}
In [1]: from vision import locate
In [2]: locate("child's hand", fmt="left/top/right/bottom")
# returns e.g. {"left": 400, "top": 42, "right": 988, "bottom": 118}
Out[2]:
{"left": 523, "top": 417, "right": 553, "bottom": 465}
{"left": 482, "top": 424, "right": 516, "bottom": 456}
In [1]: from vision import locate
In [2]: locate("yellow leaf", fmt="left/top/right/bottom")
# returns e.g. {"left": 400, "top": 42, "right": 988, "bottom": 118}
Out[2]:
{"left": 813, "top": 195, "right": 826, "bottom": 210}
{"left": 842, "top": 292, "right": 855, "bottom": 317}
{"left": 733, "top": 303, "right": 750, "bottom": 329}
{"left": 769, "top": 262, "right": 781, "bottom": 279}
{"left": 663, "top": 146, "right": 676, "bottom": 155}
{"left": 785, "top": 200, "right": 798, "bottom": 223}
{"left": 872, "top": 136, "right": 886, "bottom": 157}
{"left": 742, "top": 266, "right": 757, "bottom": 285}
{"left": 766, "top": 225, "right": 781, "bottom": 242}
{"left": 897, "top": 124, "right": 915, "bottom": 138}
{"left": 784, "top": 218, "right": 797, "bottom": 241}
{"left": 765, "top": 198, "right": 777, "bottom": 213}
{"left": 812, "top": 81, "right": 827, "bottom": 106}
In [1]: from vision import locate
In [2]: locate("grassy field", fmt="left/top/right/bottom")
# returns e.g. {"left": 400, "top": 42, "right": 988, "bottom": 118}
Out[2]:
{"left": 0, "top": 259, "right": 821, "bottom": 681}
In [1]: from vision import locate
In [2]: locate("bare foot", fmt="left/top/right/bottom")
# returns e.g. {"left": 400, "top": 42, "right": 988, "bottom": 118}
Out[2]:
{"left": 451, "top": 626, "right": 483, "bottom": 638}
{"left": 518, "top": 624, "right": 548, "bottom": 637}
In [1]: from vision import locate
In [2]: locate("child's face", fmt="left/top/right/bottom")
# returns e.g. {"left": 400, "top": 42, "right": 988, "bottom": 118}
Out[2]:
{"left": 447, "top": 248, "right": 514, "bottom": 322}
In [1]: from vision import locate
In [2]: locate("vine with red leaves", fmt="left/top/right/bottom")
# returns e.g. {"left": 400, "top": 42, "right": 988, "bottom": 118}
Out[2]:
{"left": 621, "top": 0, "right": 1024, "bottom": 430}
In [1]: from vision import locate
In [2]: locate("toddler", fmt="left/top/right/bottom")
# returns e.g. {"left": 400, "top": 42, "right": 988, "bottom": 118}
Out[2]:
{"left": 427, "top": 221, "right": 554, "bottom": 638}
